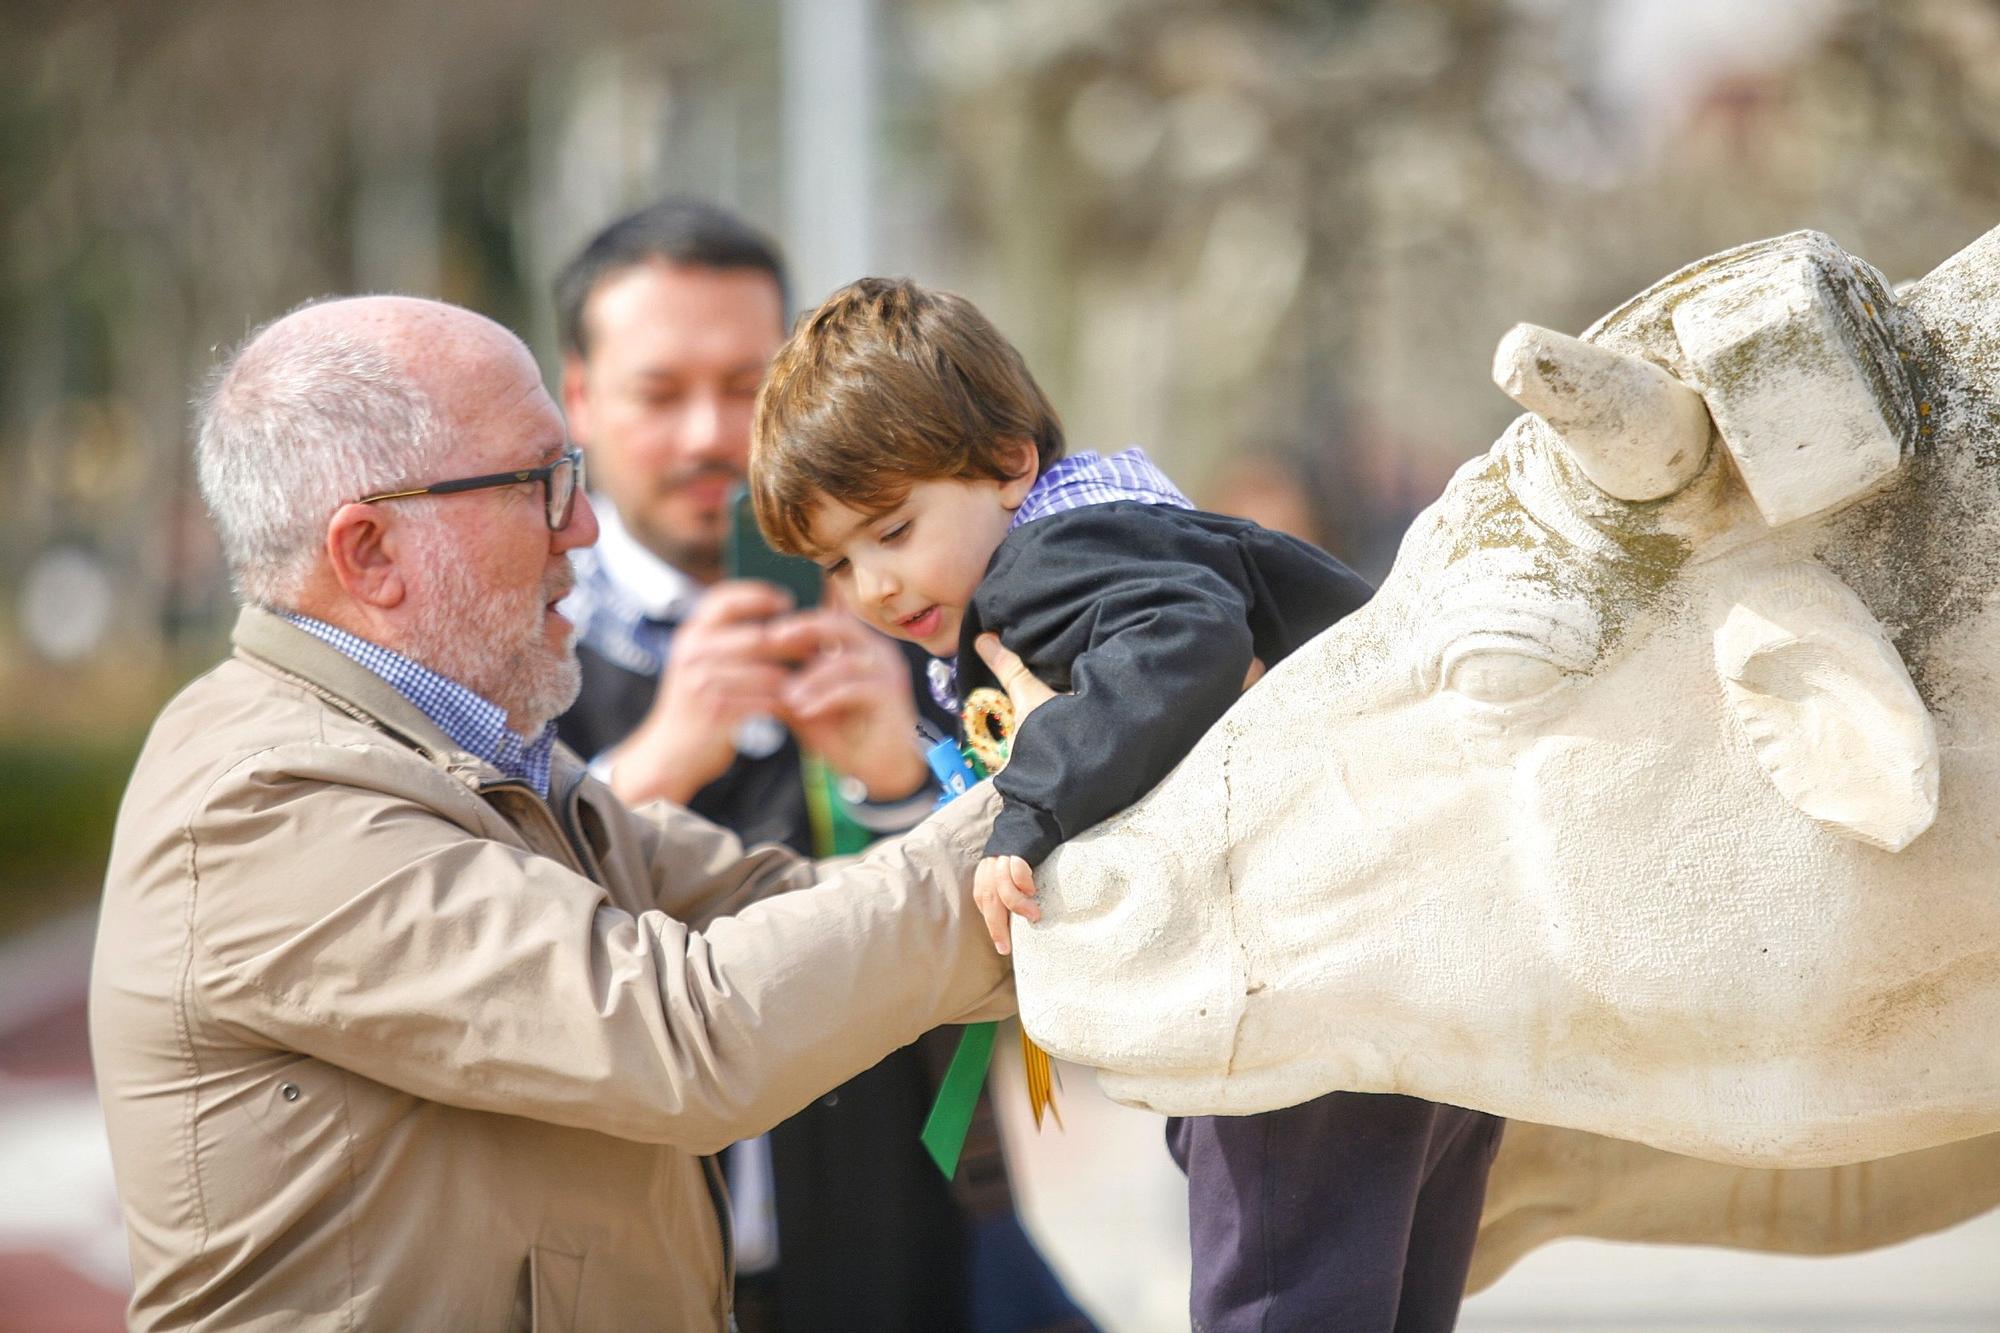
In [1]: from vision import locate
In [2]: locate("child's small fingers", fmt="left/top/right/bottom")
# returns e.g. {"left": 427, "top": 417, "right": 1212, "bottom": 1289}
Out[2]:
{"left": 1000, "top": 858, "right": 1041, "bottom": 920}
{"left": 985, "top": 904, "right": 1012, "bottom": 954}
{"left": 973, "top": 873, "right": 1011, "bottom": 953}
{"left": 996, "top": 882, "right": 1042, "bottom": 922}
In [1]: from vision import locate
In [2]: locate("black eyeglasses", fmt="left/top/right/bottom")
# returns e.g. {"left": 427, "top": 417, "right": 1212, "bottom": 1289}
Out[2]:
{"left": 355, "top": 447, "right": 586, "bottom": 531}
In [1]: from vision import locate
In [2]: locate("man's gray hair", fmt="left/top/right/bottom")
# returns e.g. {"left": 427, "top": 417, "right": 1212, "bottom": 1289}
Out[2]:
{"left": 195, "top": 305, "right": 451, "bottom": 606}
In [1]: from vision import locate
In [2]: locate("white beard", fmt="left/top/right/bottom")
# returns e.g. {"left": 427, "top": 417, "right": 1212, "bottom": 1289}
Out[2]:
{"left": 402, "top": 524, "right": 581, "bottom": 735}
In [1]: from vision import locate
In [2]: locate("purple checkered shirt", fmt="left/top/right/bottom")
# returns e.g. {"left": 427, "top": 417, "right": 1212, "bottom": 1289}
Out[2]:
{"left": 926, "top": 447, "right": 1191, "bottom": 712}
{"left": 285, "top": 613, "right": 559, "bottom": 797}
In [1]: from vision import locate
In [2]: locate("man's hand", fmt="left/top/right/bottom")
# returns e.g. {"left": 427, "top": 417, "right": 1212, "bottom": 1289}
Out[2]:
{"left": 973, "top": 854, "right": 1040, "bottom": 955}
{"left": 772, "top": 610, "right": 928, "bottom": 801}
{"left": 611, "top": 588, "right": 932, "bottom": 809}
{"left": 607, "top": 581, "right": 798, "bottom": 807}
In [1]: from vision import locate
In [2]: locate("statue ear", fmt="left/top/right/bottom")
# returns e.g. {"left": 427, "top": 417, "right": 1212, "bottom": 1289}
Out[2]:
{"left": 1713, "top": 563, "right": 1938, "bottom": 852}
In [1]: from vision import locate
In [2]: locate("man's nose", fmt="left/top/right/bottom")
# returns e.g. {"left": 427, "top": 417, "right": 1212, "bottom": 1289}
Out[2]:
{"left": 555, "top": 487, "right": 600, "bottom": 551}
{"left": 678, "top": 390, "right": 735, "bottom": 463}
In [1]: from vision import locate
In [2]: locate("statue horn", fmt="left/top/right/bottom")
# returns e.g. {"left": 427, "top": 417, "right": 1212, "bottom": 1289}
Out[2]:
{"left": 1493, "top": 323, "right": 1712, "bottom": 502}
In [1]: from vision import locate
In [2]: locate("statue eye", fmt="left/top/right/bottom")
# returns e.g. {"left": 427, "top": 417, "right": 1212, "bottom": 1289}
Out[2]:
{"left": 1443, "top": 649, "right": 1566, "bottom": 705}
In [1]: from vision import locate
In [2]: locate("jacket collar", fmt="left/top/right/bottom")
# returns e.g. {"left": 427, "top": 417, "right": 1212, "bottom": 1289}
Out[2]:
{"left": 229, "top": 605, "right": 583, "bottom": 796}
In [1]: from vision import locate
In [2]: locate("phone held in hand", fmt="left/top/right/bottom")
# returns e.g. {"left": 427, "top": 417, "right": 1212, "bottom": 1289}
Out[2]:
{"left": 724, "top": 483, "right": 822, "bottom": 609}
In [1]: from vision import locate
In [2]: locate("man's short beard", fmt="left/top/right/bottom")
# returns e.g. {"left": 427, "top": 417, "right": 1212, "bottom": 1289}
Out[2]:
{"left": 633, "top": 520, "right": 723, "bottom": 584}
{"left": 626, "top": 461, "right": 740, "bottom": 580}
{"left": 401, "top": 519, "right": 581, "bottom": 734}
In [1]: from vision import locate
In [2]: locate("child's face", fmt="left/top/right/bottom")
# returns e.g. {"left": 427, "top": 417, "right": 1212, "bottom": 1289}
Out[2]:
{"left": 804, "top": 470, "right": 1035, "bottom": 657}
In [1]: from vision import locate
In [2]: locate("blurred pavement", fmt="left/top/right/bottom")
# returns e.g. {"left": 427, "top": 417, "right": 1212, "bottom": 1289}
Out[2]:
{"left": 0, "top": 912, "right": 126, "bottom": 1331}
{"left": 999, "top": 1053, "right": 2000, "bottom": 1332}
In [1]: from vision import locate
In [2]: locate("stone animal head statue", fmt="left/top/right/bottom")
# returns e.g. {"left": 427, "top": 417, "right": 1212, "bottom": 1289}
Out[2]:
{"left": 1018, "top": 226, "right": 2000, "bottom": 1171}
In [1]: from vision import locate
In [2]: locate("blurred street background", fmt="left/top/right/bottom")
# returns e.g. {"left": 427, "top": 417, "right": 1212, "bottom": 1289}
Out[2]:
{"left": 4, "top": 0, "right": 2000, "bottom": 1327}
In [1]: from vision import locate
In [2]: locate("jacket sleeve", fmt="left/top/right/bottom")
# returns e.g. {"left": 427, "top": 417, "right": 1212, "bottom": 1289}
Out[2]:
{"left": 976, "top": 521, "right": 1258, "bottom": 866}
{"left": 186, "top": 746, "right": 1012, "bottom": 1155}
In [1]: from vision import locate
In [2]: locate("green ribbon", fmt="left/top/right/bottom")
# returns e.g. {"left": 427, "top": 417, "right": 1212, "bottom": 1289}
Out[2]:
{"left": 800, "top": 753, "right": 874, "bottom": 857}
{"left": 920, "top": 1021, "right": 996, "bottom": 1179}
{"left": 913, "top": 736, "right": 1003, "bottom": 1179}
{"left": 804, "top": 748, "right": 993, "bottom": 1176}
{"left": 811, "top": 748, "right": 993, "bottom": 1177}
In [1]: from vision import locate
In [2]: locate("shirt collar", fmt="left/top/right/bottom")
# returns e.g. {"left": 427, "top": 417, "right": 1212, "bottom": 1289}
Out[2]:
{"left": 591, "top": 497, "right": 704, "bottom": 623}
{"left": 1010, "top": 446, "right": 1192, "bottom": 530}
{"left": 282, "top": 613, "right": 558, "bottom": 797}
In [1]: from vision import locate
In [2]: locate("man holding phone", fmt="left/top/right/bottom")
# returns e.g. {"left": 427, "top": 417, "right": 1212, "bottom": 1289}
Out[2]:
{"left": 553, "top": 199, "right": 1086, "bottom": 1333}
{"left": 555, "top": 226, "right": 936, "bottom": 839}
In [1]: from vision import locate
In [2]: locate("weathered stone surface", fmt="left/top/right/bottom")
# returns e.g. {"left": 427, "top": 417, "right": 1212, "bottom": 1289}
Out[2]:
{"left": 1671, "top": 233, "right": 1914, "bottom": 525}
{"left": 1468, "top": 1125, "right": 2000, "bottom": 1293}
{"left": 1015, "top": 227, "right": 2000, "bottom": 1181}
{"left": 1492, "top": 322, "right": 1712, "bottom": 502}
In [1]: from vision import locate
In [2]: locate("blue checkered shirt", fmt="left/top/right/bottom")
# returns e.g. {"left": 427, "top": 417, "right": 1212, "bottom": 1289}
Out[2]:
{"left": 285, "top": 614, "right": 559, "bottom": 797}
{"left": 1010, "top": 447, "right": 1191, "bottom": 528}
{"left": 926, "top": 447, "right": 1191, "bottom": 711}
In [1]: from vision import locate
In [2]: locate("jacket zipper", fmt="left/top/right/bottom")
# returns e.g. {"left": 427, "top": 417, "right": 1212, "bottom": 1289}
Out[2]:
{"left": 476, "top": 779, "right": 585, "bottom": 875}
{"left": 553, "top": 770, "right": 608, "bottom": 886}
{"left": 481, "top": 773, "right": 738, "bottom": 1305}
{"left": 700, "top": 1151, "right": 736, "bottom": 1304}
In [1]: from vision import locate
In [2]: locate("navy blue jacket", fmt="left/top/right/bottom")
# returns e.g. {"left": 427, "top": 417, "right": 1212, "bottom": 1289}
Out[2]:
{"left": 955, "top": 502, "right": 1374, "bottom": 866}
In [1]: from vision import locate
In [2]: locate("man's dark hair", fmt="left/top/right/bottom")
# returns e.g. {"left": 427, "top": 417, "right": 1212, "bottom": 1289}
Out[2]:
{"left": 554, "top": 197, "right": 789, "bottom": 358}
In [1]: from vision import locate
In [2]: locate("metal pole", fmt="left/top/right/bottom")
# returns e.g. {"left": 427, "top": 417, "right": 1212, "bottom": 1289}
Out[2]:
{"left": 780, "top": 0, "right": 876, "bottom": 311}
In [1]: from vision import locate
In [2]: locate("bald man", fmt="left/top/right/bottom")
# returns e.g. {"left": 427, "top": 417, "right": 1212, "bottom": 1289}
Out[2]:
{"left": 90, "top": 296, "right": 1031, "bottom": 1331}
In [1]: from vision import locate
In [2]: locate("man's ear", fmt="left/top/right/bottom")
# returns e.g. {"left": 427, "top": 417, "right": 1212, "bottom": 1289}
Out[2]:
{"left": 998, "top": 437, "right": 1040, "bottom": 506}
{"left": 560, "top": 354, "right": 593, "bottom": 446}
{"left": 324, "top": 503, "right": 407, "bottom": 610}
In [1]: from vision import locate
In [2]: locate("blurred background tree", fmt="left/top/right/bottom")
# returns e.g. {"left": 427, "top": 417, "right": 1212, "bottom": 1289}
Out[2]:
{"left": 3, "top": 0, "right": 1998, "bottom": 921}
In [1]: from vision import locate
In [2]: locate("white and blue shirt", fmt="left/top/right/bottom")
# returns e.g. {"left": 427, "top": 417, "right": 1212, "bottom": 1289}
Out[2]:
{"left": 285, "top": 614, "right": 558, "bottom": 798}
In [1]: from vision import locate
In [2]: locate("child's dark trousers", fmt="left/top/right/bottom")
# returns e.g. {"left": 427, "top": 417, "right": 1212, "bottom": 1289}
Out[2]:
{"left": 1168, "top": 1092, "right": 1504, "bottom": 1333}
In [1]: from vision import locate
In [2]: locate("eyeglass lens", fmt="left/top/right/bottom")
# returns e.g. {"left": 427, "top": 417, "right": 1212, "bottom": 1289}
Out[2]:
{"left": 547, "top": 453, "right": 582, "bottom": 529}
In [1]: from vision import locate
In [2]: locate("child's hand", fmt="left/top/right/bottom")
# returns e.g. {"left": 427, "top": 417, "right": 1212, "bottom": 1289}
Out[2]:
{"left": 972, "top": 854, "right": 1041, "bottom": 955}
{"left": 974, "top": 633, "right": 1057, "bottom": 724}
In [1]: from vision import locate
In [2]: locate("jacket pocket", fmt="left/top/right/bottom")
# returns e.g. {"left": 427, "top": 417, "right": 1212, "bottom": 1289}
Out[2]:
{"left": 514, "top": 1246, "right": 585, "bottom": 1332}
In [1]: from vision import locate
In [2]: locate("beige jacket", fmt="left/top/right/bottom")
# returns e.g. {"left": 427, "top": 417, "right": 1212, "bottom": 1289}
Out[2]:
{"left": 90, "top": 608, "right": 1011, "bottom": 1330}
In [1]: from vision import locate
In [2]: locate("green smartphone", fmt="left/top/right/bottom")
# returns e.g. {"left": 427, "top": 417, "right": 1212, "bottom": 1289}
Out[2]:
{"left": 724, "top": 483, "right": 822, "bottom": 609}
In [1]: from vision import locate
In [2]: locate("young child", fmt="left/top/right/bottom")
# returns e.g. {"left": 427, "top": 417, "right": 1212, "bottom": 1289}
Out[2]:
{"left": 750, "top": 277, "right": 1502, "bottom": 1332}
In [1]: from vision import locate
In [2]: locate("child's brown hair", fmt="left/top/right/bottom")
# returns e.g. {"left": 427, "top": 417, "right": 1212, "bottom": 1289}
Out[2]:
{"left": 750, "top": 276, "right": 1065, "bottom": 554}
